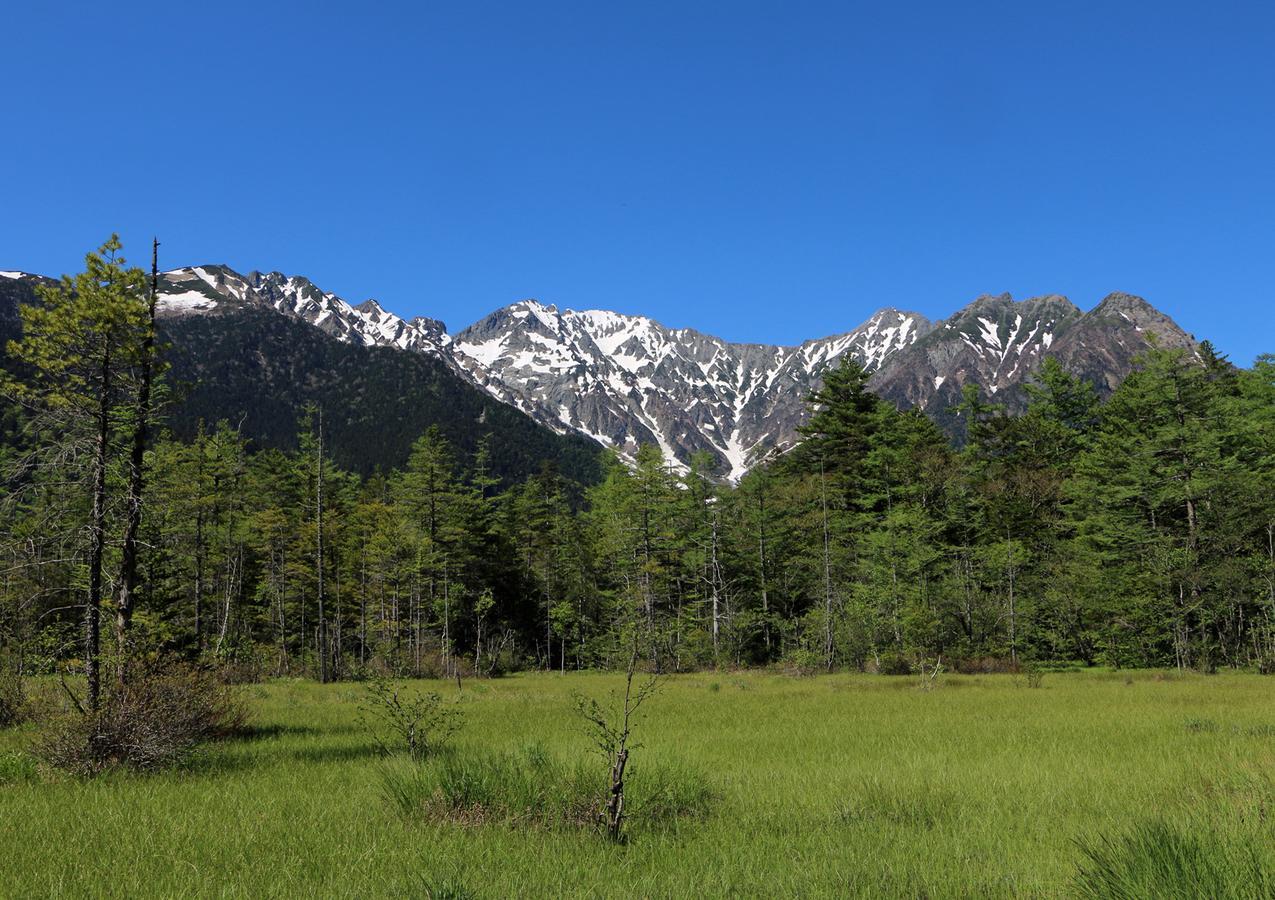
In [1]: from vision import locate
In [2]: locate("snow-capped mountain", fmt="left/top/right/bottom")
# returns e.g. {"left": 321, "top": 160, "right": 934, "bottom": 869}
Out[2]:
{"left": 453, "top": 303, "right": 931, "bottom": 479}
{"left": 868, "top": 291, "right": 1197, "bottom": 432}
{"left": 160, "top": 266, "right": 453, "bottom": 358}
{"left": 152, "top": 266, "right": 934, "bottom": 479}
{"left": 3, "top": 262, "right": 1198, "bottom": 479}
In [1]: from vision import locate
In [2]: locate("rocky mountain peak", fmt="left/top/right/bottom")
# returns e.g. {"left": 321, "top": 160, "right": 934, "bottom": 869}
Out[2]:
{"left": 77, "top": 260, "right": 1204, "bottom": 478}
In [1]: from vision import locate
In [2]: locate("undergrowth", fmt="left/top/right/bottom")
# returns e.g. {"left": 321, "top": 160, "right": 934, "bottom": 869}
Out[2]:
{"left": 380, "top": 743, "right": 712, "bottom": 832}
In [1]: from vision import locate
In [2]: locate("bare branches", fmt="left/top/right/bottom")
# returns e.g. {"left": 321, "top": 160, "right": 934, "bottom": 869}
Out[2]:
{"left": 359, "top": 674, "right": 462, "bottom": 762}
{"left": 573, "top": 644, "right": 662, "bottom": 842}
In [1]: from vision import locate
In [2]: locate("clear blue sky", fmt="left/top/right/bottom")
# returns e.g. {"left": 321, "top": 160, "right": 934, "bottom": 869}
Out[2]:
{"left": 2, "top": 1, "right": 1272, "bottom": 362}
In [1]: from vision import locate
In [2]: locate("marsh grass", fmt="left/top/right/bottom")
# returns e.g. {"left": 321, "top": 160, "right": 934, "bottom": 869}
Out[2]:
{"left": 1074, "top": 820, "right": 1273, "bottom": 899}
{"left": 839, "top": 777, "right": 963, "bottom": 830}
{"left": 380, "top": 744, "right": 711, "bottom": 831}
{"left": 3, "top": 669, "right": 1275, "bottom": 896}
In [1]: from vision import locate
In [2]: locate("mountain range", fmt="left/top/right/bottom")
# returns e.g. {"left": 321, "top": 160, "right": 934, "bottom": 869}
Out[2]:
{"left": 0, "top": 266, "right": 1199, "bottom": 480}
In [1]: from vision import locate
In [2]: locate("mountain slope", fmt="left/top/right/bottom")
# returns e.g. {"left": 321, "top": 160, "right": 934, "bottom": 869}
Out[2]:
{"left": 868, "top": 291, "right": 1198, "bottom": 434}
{"left": 0, "top": 272, "right": 604, "bottom": 486}
{"left": 155, "top": 264, "right": 935, "bottom": 479}
{"left": 454, "top": 303, "right": 932, "bottom": 479}
{"left": 4, "top": 264, "right": 1203, "bottom": 478}
{"left": 158, "top": 308, "right": 604, "bottom": 484}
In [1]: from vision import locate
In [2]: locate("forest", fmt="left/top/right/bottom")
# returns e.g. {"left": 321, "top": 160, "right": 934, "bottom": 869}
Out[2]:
{"left": 2, "top": 239, "right": 1274, "bottom": 687}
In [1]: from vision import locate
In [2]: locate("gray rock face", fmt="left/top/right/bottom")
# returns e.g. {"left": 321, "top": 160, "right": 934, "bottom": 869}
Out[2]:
{"left": 1046, "top": 292, "right": 1198, "bottom": 394}
{"left": 156, "top": 266, "right": 455, "bottom": 358}
{"left": 453, "top": 303, "right": 933, "bottom": 478}
{"left": 92, "top": 264, "right": 1198, "bottom": 478}
{"left": 868, "top": 291, "right": 1197, "bottom": 434}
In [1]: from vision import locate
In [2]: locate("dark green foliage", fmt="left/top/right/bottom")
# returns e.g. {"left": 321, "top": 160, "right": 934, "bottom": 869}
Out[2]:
{"left": 158, "top": 309, "right": 603, "bottom": 488}
{"left": 1, "top": 247, "right": 1272, "bottom": 677}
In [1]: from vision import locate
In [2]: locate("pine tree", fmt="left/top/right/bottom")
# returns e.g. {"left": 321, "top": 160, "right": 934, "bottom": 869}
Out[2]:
{"left": 3, "top": 236, "right": 149, "bottom": 708}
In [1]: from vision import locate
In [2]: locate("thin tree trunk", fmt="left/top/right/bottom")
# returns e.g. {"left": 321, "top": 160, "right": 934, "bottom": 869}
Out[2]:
{"left": 820, "top": 458, "right": 834, "bottom": 671}
{"left": 316, "top": 409, "right": 327, "bottom": 683}
{"left": 114, "top": 238, "right": 159, "bottom": 679}
{"left": 85, "top": 343, "right": 112, "bottom": 712}
{"left": 194, "top": 423, "right": 206, "bottom": 652}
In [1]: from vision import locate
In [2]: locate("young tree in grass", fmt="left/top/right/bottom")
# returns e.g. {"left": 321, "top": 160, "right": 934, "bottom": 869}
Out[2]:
{"left": 574, "top": 638, "right": 660, "bottom": 842}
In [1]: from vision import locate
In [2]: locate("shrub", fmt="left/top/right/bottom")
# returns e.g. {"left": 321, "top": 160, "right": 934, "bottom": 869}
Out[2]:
{"left": 784, "top": 648, "right": 824, "bottom": 677}
{"left": 877, "top": 653, "right": 914, "bottom": 676}
{"left": 1074, "top": 820, "right": 1271, "bottom": 899}
{"left": 35, "top": 663, "right": 246, "bottom": 775}
{"left": 360, "top": 675, "right": 462, "bottom": 761}
{"left": 0, "top": 667, "right": 27, "bottom": 727}
{"left": 950, "top": 656, "right": 1018, "bottom": 675}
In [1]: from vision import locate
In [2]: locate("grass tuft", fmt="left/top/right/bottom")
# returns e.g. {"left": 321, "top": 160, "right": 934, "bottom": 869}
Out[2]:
{"left": 839, "top": 779, "right": 962, "bottom": 830}
{"left": 1073, "top": 820, "right": 1272, "bottom": 900}
{"left": 380, "top": 743, "right": 712, "bottom": 831}
{"left": 0, "top": 750, "right": 38, "bottom": 784}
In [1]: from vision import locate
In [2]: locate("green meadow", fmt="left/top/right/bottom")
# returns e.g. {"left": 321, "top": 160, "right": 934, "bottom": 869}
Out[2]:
{"left": 4, "top": 670, "right": 1275, "bottom": 898}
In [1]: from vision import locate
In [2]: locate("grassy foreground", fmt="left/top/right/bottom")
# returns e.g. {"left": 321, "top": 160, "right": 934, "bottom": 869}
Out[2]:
{"left": 3, "top": 669, "right": 1275, "bottom": 897}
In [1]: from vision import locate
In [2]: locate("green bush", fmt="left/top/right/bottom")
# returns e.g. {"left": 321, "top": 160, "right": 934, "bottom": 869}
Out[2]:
{"left": 359, "top": 675, "right": 462, "bottom": 761}
{"left": 784, "top": 648, "right": 824, "bottom": 676}
{"left": 877, "top": 653, "right": 914, "bottom": 676}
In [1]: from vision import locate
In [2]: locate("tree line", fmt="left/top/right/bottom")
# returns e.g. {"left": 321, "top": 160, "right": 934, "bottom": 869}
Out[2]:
{"left": 2, "top": 239, "right": 1273, "bottom": 691}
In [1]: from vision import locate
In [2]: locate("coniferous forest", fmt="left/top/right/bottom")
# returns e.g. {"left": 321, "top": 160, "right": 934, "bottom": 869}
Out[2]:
{"left": 7, "top": 4, "right": 1275, "bottom": 892}
{"left": 2, "top": 240, "right": 1273, "bottom": 684}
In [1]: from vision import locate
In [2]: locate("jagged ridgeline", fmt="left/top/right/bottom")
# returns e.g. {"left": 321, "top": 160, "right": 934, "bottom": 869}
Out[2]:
{"left": 0, "top": 272, "right": 604, "bottom": 487}
{"left": 143, "top": 265, "right": 1196, "bottom": 476}
{"left": 1, "top": 264, "right": 1199, "bottom": 479}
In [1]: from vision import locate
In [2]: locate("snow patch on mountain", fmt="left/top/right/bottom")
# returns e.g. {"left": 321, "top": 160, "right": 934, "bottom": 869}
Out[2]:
{"left": 144, "top": 264, "right": 1196, "bottom": 480}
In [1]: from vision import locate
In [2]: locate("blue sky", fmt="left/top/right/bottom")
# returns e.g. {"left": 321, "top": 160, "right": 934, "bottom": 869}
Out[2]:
{"left": 2, "top": 1, "right": 1271, "bottom": 362}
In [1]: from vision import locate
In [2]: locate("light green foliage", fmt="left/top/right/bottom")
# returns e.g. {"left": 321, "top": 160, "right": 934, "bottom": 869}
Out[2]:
{"left": 359, "top": 674, "right": 462, "bottom": 761}
{"left": 3, "top": 671, "right": 1275, "bottom": 896}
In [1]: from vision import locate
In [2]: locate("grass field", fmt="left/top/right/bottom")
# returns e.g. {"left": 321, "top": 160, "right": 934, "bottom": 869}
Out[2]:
{"left": 3, "top": 669, "right": 1275, "bottom": 897}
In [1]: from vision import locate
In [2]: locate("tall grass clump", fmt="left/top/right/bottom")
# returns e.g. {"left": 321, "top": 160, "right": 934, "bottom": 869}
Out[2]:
{"left": 839, "top": 778, "right": 964, "bottom": 830}
{"left": 1073, "top": 820, "right": 1273, "bottom": 899}
{"left": 380, "top": 744, "right": 712, "bottom": 832}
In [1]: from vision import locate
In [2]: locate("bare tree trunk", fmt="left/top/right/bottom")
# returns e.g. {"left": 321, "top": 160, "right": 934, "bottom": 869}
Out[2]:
{"left": 820, "top": 458, "right": 834, "bottom": 671}
{"left": 316, "top": 409, "right": 328, "bottom": 683}
{"left": 85, "top": 343, "right": 113, "bottom": 712}
{"left": 193, "top": 423, "right": 206, "bottom": 653}
{"left": 114, "top": 238, "right": 160, "bottom": 680}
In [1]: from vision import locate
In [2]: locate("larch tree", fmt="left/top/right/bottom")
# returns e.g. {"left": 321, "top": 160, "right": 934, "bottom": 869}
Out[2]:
{"left": 3, "top": 236, "right": 149, "bottom": 709}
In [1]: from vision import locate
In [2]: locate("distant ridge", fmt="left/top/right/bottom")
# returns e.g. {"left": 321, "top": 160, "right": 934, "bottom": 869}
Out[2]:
{"left": 0, "top": 266, "right": 1198, "bottom": 479}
